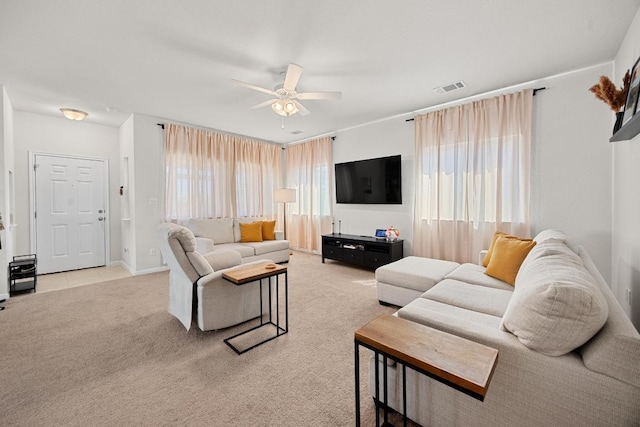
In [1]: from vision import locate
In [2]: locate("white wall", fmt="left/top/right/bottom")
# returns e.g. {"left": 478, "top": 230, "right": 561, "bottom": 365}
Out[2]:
{"left": 118, "top": 113, "right": 166, "bottom": 275}
{"left": 330, "top": 65, "right": 613, "bottom": 282}
{"left": 0, "top": 86, "right": 16, "bottom": 300}
{"left": 613, "top": 8, "right": 640, "bottom": 329}
{"left": 119, "top": 115, "right": 135, "bottom": 271}
{"left": 13, "top": 112, "right": 121, "bottom": 264}
{"left": 131, "top": 114, "right": 165, "bottom": 273}
{"left": 332, "top": 115, "right": 415, "bottom": 254}
{"left": 531, "top": 63, "right": 613, "bottom": 282}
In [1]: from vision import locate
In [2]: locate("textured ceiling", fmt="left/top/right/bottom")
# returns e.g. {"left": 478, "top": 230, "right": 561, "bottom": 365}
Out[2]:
{"left": 1, "top": 0, "right": 639, "bottom": 143}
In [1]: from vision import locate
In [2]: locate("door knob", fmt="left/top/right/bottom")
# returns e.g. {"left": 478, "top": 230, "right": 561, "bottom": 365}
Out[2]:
{"left": 98, "top": 217, "right": 104, "bottom": 221}
{"left": 98, "top": 209, "right": 104, "bottom": 213}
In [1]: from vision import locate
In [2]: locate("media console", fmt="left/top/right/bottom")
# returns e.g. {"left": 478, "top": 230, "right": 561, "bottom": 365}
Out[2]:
{"left": 322, "top": 233, "right": 403, "bottom": 269}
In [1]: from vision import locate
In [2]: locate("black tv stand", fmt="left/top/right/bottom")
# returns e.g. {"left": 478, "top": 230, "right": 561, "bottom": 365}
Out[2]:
{"left": 322, "top": 233, "right": 403, "bottom": 269}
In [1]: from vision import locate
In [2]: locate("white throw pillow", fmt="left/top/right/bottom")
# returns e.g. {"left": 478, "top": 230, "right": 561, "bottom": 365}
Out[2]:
{"left": 188, "top": 218, "right": 234, "bottom": 244}
{"left": 501, "top": 250, "right": 608, "bottom": 356}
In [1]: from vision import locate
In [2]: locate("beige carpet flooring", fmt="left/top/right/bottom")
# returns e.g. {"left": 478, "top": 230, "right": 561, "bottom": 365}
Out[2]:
{"left": 0, "top": 251, "right": 406, "bottom": 426}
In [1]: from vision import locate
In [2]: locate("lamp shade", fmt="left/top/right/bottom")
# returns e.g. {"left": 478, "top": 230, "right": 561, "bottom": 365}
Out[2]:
{"left": 274, "top": 188, "right": 296, "bottom": 203}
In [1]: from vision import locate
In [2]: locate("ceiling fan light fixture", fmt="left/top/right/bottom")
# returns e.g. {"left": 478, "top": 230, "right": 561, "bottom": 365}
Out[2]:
{"left": 60, "top": 108, "right": 88, "bottom": 121}
{"left": 272, "top": 99, "right": 298, "bottom": 117}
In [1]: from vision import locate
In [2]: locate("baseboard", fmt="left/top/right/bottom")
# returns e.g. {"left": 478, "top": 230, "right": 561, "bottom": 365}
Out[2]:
{"left": 133, "top": 265, "right": 169, "bottom": 276}
{"left": 0, "top": 292, "right": 9, "bottom": 301}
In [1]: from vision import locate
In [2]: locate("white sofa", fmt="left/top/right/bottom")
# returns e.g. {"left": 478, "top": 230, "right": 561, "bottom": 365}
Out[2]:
{"left": 372, "top": 230, "right": 640, "bottom": 426}
{"left": 187, "top": 217, "right": 290, "bottom": 264}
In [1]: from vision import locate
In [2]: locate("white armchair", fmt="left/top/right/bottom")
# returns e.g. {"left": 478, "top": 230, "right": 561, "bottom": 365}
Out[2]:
{"left": 156, "top": 223, "right": 271, "bottom": 331}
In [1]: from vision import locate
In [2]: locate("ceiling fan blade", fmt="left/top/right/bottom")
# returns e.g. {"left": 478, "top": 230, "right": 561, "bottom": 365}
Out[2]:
{"left": 230, "top": 79, "right": 276, "bottom": 96}
{"left": 293, "top": 100, "right": 310, "bottom": 116}
{"left": 283, "top": 64, "right": 303, "bottom": 91}
{"left": 250, "top": 99, "right": 277, "bottom": 109}
{"left": 297, "top": 91, "right": 342, "bottom": 100}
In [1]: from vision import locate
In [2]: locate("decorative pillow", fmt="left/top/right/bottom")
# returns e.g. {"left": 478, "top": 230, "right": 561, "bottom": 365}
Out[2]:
{"left": 485, "top": 235, "right": 536, "bottom": 286}
{"left": 233, "top": 217, "right": 265, "bottom": 242}
{"left": 239, "top": 221, "right": 263, "bottom": 242}
{"left": 482, "top": 231, "right": 507, "bottom": 267}
{"left": 188, "top": 218, "right": 234, "bottom": 244}
{"left": 261, "top": 220, "right": 276, "bottom": 240}
{"left": 501, "top": 252, "right": 609, "bottom": 356}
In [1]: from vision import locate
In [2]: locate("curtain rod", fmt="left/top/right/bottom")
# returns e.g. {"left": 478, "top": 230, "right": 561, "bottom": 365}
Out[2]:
{"left": 404, "top": 86, "right": 547, "bottom": 122}
{"left": 157, "top": 123, "right": 165, "bottom": 129}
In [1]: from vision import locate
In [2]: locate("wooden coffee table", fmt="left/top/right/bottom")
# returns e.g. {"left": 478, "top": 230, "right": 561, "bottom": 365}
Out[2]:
{"left": 222, "top": 263, "right": 288, "bottom": 354}
{"left": 354, "top": 314, "right": 498, "bottom": 426}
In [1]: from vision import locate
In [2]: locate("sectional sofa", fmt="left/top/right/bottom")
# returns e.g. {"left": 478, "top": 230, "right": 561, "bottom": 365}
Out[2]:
{"left": 372, "top": 230, "right": 640, "bottom": 426}
{"left": 187, "top": 217, "right": 290, "bottom": 263}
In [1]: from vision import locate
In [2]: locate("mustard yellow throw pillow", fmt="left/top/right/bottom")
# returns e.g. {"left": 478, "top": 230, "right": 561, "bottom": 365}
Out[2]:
{"left": 239, "top": 221, "right": 263, "bottom": 242}
{"left": 482, "top": 231, "right": 507, "bottom": 266}
{"left": 261, "top": 220, "right": 276, "bottom": 240}
{"left": 485, "top": 236, "right": 536, "bottom": 286}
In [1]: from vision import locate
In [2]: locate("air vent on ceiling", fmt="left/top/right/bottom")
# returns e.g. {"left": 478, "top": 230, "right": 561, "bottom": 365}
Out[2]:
{"left": 290, "top": 130, "right": 303, "bottom": 135}
{"left": 433, "top": 80, "right": 466, "bottom": 94}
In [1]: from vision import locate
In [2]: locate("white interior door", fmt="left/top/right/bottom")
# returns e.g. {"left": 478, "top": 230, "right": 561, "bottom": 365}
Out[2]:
{"left": 34, "top": 154, "right": 107, "bottom": 274}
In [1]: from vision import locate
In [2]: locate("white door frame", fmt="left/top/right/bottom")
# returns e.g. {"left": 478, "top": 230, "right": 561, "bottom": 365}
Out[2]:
{"left": 29, "top": 151, "right": 111, "bottom": 268}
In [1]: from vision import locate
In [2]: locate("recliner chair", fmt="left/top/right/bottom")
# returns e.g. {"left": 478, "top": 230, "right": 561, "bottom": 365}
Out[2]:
{"left": 157, "top": 222, "right": 271, "bottom": 331}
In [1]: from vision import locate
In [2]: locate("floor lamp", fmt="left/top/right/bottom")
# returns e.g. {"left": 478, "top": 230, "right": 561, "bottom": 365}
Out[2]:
{"left": 274, "top": 188, "right": 296, "bottom": 246}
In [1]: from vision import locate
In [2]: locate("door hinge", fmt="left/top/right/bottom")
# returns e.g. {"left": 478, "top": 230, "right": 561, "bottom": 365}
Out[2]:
{"left": 34, "top": 164, "right": 39, "bottom": 171}
{"left": 34, "top": 211, "right": 37, "bottom": 219}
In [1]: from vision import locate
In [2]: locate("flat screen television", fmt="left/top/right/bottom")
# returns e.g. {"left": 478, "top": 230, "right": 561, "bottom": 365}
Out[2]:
{"left": 335, "top": 155, "right": 402, "bottom": 204}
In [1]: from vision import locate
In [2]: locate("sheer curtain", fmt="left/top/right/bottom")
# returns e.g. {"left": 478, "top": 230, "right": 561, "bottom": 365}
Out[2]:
{"left": 285, "top": 137, "right": 333, "bottom": 252}
{"left": 164, "top": 124, "right": 282, "bottom": 223}
{"left": 413, "top": 89, "right": 533, "bottom": 263}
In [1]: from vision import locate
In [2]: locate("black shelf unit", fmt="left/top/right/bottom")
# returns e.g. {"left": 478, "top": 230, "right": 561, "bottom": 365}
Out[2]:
{"left": 322, "top": 233, "right": 403, "bottom": 269}
{"left": 610, "top": 112, "right": 640, "bottom": 142}
{"left": 8, "top": 254, "right": 37, "bottom": 296}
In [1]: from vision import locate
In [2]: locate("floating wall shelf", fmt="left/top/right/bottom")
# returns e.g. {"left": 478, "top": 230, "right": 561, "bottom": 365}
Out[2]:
{"left": 610, "top": 112, "right": 640, "bottom": 142}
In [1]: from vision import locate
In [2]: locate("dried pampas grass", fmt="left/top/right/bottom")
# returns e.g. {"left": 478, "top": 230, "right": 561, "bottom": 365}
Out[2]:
{"left": 589, "top": 71, "right": 631, "bottom": 112}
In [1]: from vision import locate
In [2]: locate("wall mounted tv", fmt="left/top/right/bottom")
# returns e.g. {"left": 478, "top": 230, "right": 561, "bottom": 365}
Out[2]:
{"left": 335, "top": 155, "right": 402, "bottom": 204}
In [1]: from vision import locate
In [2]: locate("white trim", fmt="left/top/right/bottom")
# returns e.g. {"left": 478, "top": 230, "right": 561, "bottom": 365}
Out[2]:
{"left": 29, "top": 151, "right": 111, "bottom": 269}
{"left": 133, "top": 265, "right": 169, "bottom": 276}
{"left": 0, "top": 293, "right": 9, "bottom": 301}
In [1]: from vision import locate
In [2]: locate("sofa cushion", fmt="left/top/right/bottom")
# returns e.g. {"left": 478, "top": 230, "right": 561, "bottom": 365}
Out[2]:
{"left": 242, "top": 240, "right": 290, "bottom": 256}
{"left": 375, "top": 256, "right": 460, "bottom": 293}
{"left": 500, "top": 251, "right": 609, "bottom": 356}
{"left": 533, "top": 229, "right": 580, "bottom": 254}
{"left": 576, "top": 246, "right": 640, "bottom": 388}
{"left": 233, "top": 217, "right": 265, "bottom": 242}
{"left": 261, "top": 220, "right": 276, "bottom": 240}
{"left": 186, "top": 251, "right": 213, "bottom": 277}
{"left": 485, "top": 236, "right": 536, "bottom": 286}
{"left": 445, "top": 263, "right": 514, "bottom": 291}
{"left": 399, "top": 297, "right": 503, "bottom": 330}
{"left": 203, "top": 250, "right": 242, "bottom": 271}
{"left": 212, "top": 243, "right": 256, "bottom": 258}
{"left": 188, "top": 218, "right": 234, "bottom": 244}
{"left": 239, "top": 221, "right": 263, "bottom": 242}
{"left": 422, "top": 279, "right": 513, "bottom": 317}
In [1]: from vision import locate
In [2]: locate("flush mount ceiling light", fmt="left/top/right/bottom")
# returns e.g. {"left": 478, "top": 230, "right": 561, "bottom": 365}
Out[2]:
{"left": 60, "top": 108, "right": 88, "bottom": 121}
{"left": 271, "top": 99, "right": 298, "bottom": 117}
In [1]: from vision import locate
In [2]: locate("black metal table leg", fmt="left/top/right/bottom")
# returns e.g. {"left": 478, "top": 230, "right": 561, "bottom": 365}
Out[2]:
{"left": 354, "top": 340, "right": 360, "bottom": 426}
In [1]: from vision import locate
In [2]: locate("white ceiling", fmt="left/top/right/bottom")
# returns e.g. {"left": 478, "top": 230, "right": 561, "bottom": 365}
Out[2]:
{"left": 1, "top": 0, "right": 639, "bottom": 144}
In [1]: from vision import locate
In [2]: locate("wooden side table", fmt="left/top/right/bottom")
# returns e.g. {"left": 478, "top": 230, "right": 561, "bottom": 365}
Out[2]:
{"left": 354, "top": 314, "right": 498, "bottom": 426}
{"left": 222, "top": 263, "right": 288, "bottom": 354}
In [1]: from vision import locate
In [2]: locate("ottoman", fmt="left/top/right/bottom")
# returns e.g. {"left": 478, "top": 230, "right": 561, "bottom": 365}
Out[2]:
{"left": 375, "top": 256, "right": 460, "bottom": 307}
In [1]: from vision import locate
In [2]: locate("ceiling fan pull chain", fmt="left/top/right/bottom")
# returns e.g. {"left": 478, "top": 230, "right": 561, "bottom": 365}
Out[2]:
{"left": 281, "top": 116, "right": 285, "bottom": 129}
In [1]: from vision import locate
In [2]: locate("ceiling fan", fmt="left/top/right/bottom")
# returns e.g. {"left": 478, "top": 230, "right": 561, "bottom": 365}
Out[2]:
{"left": 231, "top": 63, "right": 341, "bottom": 117}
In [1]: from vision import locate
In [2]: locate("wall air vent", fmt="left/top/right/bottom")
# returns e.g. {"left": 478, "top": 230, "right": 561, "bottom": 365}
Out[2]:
{"left": 433, "top": 80, "right": 466, "bottom": 94}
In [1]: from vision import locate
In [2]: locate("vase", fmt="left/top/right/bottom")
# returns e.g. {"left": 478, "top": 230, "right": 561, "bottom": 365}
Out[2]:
{"left": 613, "top": 111, "right": 624, "bottom": 134}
